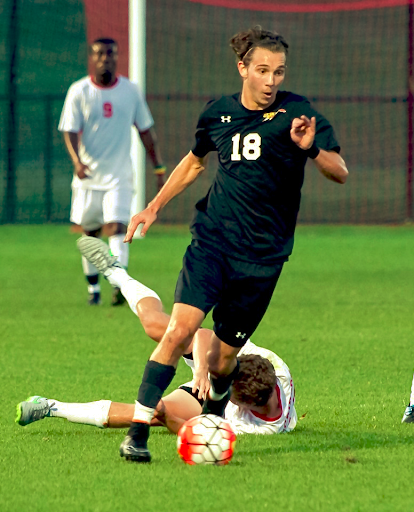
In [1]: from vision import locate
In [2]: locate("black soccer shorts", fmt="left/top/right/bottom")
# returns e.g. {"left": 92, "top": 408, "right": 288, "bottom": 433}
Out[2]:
{"left": 174, "top": 240, "right": 284, "bottom": 348}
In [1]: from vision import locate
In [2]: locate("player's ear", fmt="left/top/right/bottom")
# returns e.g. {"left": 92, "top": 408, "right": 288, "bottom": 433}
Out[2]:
{"left": 237, "top": 61, "right": 248, "bottom": 79}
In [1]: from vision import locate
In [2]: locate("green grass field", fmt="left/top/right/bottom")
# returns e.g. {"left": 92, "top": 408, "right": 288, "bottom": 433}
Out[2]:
{"left": 1, "top": 224, "right": 413, "bottom": 512}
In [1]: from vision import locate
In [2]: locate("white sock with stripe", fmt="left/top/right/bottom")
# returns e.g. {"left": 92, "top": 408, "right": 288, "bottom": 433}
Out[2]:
{"left": 47, "top": 399, "right": 111, "bottom": 429}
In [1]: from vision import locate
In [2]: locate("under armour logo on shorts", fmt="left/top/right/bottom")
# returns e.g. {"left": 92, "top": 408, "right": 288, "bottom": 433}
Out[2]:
{"left": 236, "top": 332, "right": 246, "bottom": 339}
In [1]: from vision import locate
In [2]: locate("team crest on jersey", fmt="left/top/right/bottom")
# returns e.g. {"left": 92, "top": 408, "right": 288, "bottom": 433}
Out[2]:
{"left": 263, "top": 109, "right": 286, "bottom": 122}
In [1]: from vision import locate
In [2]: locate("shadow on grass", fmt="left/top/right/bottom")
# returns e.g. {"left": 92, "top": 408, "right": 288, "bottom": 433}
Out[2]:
{"left": 236, "top": 427, "right": 414, "bottom": 456}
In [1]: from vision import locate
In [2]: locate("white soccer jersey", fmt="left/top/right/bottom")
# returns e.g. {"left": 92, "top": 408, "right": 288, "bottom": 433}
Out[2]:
{"left": 58, "top": 76, "right": 154, "bottom": 191}
{"left": 182, "top": 339, "right": 297, "bottom": 435}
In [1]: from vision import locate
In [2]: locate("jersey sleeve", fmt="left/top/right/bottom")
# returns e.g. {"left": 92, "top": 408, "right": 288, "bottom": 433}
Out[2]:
{"left": 314, "top": 113, "right": 341, "bottom": 153}
{"left": 58, "top": 83, "right": 83, "bottom": 133}
{"left": 132, "top": 84, "right": 154, "bottom": 132}
{"left": 191, "top": 101, "right": 217, "bottom": 157}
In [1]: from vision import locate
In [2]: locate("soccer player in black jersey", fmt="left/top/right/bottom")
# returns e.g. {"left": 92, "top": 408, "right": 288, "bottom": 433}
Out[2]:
{"left": 121, "top": 26, "right": 349, "bottom": 462}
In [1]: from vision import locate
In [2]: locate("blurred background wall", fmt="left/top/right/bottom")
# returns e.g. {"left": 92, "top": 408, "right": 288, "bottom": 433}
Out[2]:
{"left": 0, "top": 0, "right": 412, "bottom": 224}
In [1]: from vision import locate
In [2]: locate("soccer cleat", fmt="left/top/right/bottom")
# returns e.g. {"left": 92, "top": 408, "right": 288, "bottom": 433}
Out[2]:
{"left": 77, "top": 236, "right": 123, "bottom": 279}
{"left": 15, "top": 396, "right": 51, "bottom": 426}
{"left": 88, "top": 291, "right": 101, "bottom": 305}
{"left": 111, "top": 286, "right": 126, "bottom": 306}
{"left": 119, "top": 436, "right": 151, "bottom": 463}
{"left": 401, "top": 405, "right": 414, "bottom": 423}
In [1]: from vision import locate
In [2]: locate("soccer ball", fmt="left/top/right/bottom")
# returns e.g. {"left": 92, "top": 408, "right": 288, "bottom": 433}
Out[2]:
{"left": 177, "top": 414, "right": 236, "bottom": 466}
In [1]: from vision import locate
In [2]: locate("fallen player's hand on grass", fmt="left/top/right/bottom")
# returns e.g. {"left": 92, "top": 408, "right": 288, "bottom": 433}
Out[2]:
{"left": 154, "top": 399, "right": 167, "bottom": 424}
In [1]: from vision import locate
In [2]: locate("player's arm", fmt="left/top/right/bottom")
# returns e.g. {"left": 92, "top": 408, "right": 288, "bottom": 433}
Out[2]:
{"left": 135, "top": 125, "right": 166, "bottom": 191}
{"left": 191, "top": 329, "right": 212, "bottom": 400}
{"left": 311, "top": 149, "right": 348, "bottom": 184}
{"left": 290, "top": 115, "right": 348, "bottom": 184}
{"left": 62, "top": 131, "right": 90, "bottom": 180}
{"left": 124, "top": 151, "right": 207, "bottom": 241}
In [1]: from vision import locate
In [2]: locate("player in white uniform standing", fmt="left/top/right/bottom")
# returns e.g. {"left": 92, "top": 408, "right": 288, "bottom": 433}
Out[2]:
{"left": 59, "top": 38, "right": 166, "bottom": 306}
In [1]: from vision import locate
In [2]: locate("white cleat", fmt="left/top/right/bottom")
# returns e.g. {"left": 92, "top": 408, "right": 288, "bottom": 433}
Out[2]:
{"left": 401, "top": 405, "right": 414, "bottom": 423}
{"left": 77, "top": 236, "right": 123, "bottom": 279}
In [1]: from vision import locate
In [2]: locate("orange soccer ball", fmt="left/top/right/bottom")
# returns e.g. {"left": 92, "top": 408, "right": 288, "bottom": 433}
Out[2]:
{"left": 177, "top": 414, "right": 237, "bottom": 466}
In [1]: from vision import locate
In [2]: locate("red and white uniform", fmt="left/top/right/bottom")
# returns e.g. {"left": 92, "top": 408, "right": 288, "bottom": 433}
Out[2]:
{"left": 59, "top": 75, "right": 153, "bottom": 191}
{"left": 183, "top": 340, "right": 297, "bottom": 435}
{"left": 225, "top": 340, "right": 296, "bottom": 435}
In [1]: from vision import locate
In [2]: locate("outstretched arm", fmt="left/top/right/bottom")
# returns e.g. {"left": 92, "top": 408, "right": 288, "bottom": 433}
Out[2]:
{"left": 290, "top": 115, "right": 348, "bottom": 184}
{"left": 124, "top": 151, "right": 206, "bottom": 241}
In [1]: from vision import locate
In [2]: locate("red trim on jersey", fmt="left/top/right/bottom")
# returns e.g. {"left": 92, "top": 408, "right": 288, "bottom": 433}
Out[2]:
{"left": 251, "top": 383, "right": 283, "bottom": 422}
{"left": 89, "top": 75, "right": 120, "bottom": 90}
{"left": 283, "top": 379, "right": 295, "bottom": 430}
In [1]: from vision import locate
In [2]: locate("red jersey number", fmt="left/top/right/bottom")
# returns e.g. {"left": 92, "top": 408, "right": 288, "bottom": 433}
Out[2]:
{"left": 103, "top": 102, "right": 113, "bottom": 118}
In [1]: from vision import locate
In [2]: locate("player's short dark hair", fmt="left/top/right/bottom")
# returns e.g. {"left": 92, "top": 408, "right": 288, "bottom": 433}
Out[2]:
{"left": 230, "top": 26, "right": 288, "bottom": 66}
{"left": 232, "top": 354, "right": 277, "bottom": 407}
{"left": 89, "top": 38, "right": 118, "bottom": 53}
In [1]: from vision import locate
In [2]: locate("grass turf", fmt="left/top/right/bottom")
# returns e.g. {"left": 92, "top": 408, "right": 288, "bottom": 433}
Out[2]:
{"left": 1, "top": 224, "right": 413, "bottom": 512}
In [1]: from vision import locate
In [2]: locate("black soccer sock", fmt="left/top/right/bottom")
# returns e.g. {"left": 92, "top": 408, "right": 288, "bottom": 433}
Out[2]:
{"left": 128, "top": 360, "right": 176, "bottom": 440}
{"left": 202, "top": 361, "right": 240, "bottom": 417}
{"left": 86, "top": 274, "right": 99, "bottom": 285}
{"left": 210, "top": 360, "right": 240, "bottom": 397}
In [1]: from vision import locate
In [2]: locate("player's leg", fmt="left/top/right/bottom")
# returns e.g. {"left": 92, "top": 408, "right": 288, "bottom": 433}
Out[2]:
{"left": 120, "top": 302, "right": 205, "bottom": 462}
{"left": 202, "top": 335, "right": 241, "bottom": 416}
{"left": 16, "top": 389, "right": 202, "bottom": 433}
{"left": 103, "top": 187, "right": 133, "bottom": 306}
{"left": 15, "top": 396, "right": 111, "bottom": 428}
{"left": 402, "top": 372, "right": 414, "bottom": 423}
{"left": 119, "top": 240, "right": 224, "bottom": 462}
{"left": 71, "top": 187, "right": 104, "bottom": 305}
{"left": 202, "top": 261, "right": 284, "bottom": 416}
{"left": 109, "top": 389, "right": 202, "bottom": 433}
{"left": 105, "top": 221, "right": 128, "bottom": 306}
{"left": 77, "top": 236, "right": 172, "bottom": 342}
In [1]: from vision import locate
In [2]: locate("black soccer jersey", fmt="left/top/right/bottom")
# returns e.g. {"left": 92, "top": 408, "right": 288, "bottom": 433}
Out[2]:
{"left": 191, "top": 91, "right": 340, "bottom": 264}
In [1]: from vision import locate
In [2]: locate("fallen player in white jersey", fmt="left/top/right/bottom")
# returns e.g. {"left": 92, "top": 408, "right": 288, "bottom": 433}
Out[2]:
{"left": 16, "top": 238, "right": 296, "bottom": 435}
{"left": 16, "top": 338, "right": 296, "bottom": 435}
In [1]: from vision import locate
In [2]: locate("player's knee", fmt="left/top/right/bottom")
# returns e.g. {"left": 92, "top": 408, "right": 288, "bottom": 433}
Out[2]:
{"left": 140, "top": 310, "right": 163, "bottom": 342}
{"left": 166, "top": 321, "right": 198, "bottom": 347}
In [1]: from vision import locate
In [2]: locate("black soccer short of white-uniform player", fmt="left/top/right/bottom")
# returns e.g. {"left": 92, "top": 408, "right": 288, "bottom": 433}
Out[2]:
{"left": 120, "top": 27, "right": 348, "bottom": 463}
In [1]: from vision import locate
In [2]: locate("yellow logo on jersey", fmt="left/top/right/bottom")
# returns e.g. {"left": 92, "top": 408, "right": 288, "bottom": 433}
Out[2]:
{"left": 263, "top": 109, "right": 286, "bottom": 121}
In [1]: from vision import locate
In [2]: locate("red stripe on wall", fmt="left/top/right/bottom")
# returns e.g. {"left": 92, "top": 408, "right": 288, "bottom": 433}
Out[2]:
{"left": 83, "top": 0, "right": 129, "bottom": 76}
{"left": 187, "top": 0, "right": 410, "bottom": 13}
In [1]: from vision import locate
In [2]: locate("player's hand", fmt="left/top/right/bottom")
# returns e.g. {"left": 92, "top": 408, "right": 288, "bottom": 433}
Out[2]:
{"left": 192, "top": 369, "right": 210, "bottom": 401}
{"left": 290, "top": 115, "right": 316, "bottom": 150}
{"left": 154, "top": 399, "right": 167, "bottom": 424}
{"left": 74, "top": 162, "right": 91, "bottom": 180}
{"left": 123, "top": 207, "right": 157, "bottom": 243}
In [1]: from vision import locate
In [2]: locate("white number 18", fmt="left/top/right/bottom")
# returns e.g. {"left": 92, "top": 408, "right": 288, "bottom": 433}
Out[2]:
{"left": 231, "top": 133, "right": 261, "bottom": 161}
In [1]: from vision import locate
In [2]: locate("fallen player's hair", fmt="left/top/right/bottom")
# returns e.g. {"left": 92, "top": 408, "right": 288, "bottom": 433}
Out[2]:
{"left": 233, "top": 354, "right": 277, "bottom": 407}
